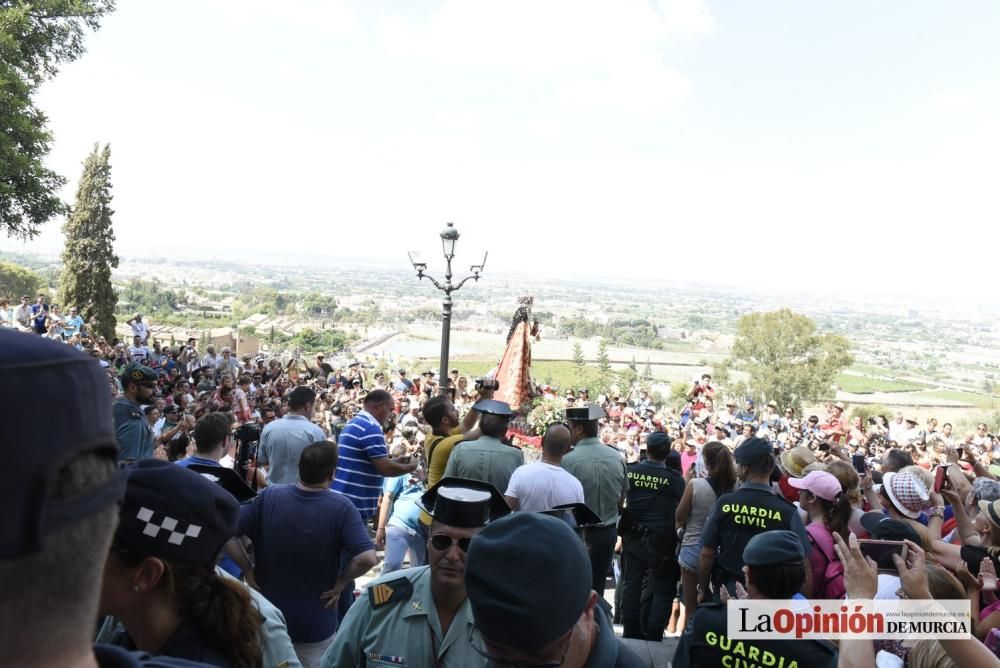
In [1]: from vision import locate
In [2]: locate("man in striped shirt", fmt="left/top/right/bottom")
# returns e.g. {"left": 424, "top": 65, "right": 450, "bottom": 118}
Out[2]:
{"left": 331, "top": 389, "right": 418, "bottom": 621}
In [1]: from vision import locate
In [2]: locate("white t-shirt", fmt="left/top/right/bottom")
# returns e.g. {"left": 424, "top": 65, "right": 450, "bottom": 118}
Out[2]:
{"left": 128, "top": 345, "right": 150, "bottom": 363}
{"left": 504, "top": 462, "right": 585, "bottom": 513}
{"left": 131, "top": 320, "right": 150, "bottom": 341}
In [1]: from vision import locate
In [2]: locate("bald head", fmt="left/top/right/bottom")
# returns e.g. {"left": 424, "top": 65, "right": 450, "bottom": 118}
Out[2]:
{"left": 543, "top": 424, "right": 572, "bottom": 458}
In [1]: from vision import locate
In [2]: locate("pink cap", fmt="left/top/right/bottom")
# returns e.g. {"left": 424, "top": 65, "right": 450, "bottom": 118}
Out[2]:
{"left": 787, "top": 471, "right": 843, "bottom": 502}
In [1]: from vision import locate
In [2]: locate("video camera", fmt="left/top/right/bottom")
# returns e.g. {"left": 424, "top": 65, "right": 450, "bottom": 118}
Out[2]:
{"left": 475, "top": 377, "right": 500, "bottom": 391}
{"left": 235, "top": 422, "right": 262, "bottom": 490}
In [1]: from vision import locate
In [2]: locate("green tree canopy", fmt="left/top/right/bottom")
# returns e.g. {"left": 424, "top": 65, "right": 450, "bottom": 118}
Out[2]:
{"left": 727, "top": 309, "right": 853, "bottom": 411}
{"left": 1, "top": 1, "right": 115, "bottom": 239}
{"left": 0, "top": 260, "right": 43, "bottom": 298}
{"left": 59, "top": 143, "right": 118, "bottom": 340}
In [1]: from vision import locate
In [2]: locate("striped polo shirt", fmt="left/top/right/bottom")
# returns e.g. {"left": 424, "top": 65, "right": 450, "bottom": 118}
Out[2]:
{"left": 331, "top": 410, "right": 388, "bottom": 519}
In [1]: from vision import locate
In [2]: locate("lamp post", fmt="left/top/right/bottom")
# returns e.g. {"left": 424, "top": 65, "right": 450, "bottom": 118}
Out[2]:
{"left": 408, "top": 222, "right": 487, "bottom": 394}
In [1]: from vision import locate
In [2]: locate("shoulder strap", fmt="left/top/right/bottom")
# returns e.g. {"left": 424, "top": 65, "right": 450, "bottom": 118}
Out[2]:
{"left": 806, "top": 522, "right": 837, "bottom": 564}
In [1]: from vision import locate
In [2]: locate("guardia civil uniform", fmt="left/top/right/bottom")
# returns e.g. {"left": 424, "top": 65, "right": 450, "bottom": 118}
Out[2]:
{"left": 561, "top": 404, "right": 628, "bottom": 593}
{"left": 322, "top": 477, "right": 509, "bottom": 668}
{"left": 320, "top": 565, "right": 484, "bottom": 668}
{"left": 673, "top": 531, "right": 837, "bottom": 668}
{"left": 114, "top": 364, "right": 157, "bottom": 462}
{"left": 442, "top": 400, "right": 523, "bottom": 494}
{"left": 699, "top": 438, "right": 811, "bottom": 597}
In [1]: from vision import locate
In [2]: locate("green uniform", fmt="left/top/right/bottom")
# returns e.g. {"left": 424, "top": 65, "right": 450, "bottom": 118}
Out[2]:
{"left": 561, "top": 437, "right": 628, "bottom": 526}
{"left": 321, "top": 565, "right": 486, "bottom": 668}
{"left": 113, "top": 396, "right": 154, "bottom": 462}
{"left": 442, "top": 436, "right": 524, "bottom": 496}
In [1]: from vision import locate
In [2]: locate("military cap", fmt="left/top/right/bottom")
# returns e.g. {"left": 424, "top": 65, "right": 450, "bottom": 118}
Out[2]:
{"left": 471, "top": 399, "right": 515, "bottom": 417}
{"left": 120, "top": 362, "right": 158, "bottom": 385}
{"left": 163, "top": 404, "right": 180, "bottom": 415}
{"left": 466, "top": 512, "right": 592, "bottom": 651}
{"left": 860, "top": 512, "right": 921, "bottom": 544}
{"left": 540, "top": 502, "right": 602, "bottom": 528}
{"left": 743, "top": 530, "right": 805, "bottom": 566}
{"left": 418, "top": 477, "right": 510, "bottom": 528}
{"left": 734, "top": 436, "right": 773, "bottom": 465}
{"left": 565, "top": 404, "right": 605, "bottom": 421}
{"left": 0, "top": 330, "right": 123, "bottom": 558}
{"left": 186, "top": 463, "right": 257, "bottom": 504}
{"left": 646, "top": 431, "right": 672, "bottom": 449}
{"left": 115, "top": 460, "right": 239, "bottom": 567}
{"left": 423, "top": 370, "right": 435, "bottom": 377}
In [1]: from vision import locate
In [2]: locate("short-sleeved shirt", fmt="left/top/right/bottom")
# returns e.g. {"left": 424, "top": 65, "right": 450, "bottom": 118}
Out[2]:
{"left": 331, "top": 410, "right": 388, "bottom": 519}
{"left": 442, "top": 436, "right": 524, "bottom": 496}
{"left": 63, "top": 315, "right": 84, "bottom": 338}
{"left": 561, "top": 437, "right": 628, "bottom": 526}
{"left": 625, "top": 459, "right": 685, "bottom": 529}
{"left": 130, "top": 320, "right": 150, "bottom": 341}
{"left": 420, "top": 428, "right": 466, "bottom": 525}
{"left": 504, "top": 462, "right": 584, "bottom": 512}
{"left": 383, "top": 474, "right": 426, "bottom": 533}
{"left": 258, "top": 414, "right": 326, "bottom": 485}
{"left": 113, "top": 396, "right": 154, "bottom": 461}
{"left": 239, "top": 484, "right": 374, "bottom": 643}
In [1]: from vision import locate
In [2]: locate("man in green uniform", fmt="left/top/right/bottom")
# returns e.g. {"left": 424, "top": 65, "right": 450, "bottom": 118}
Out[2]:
{"left": 561, "top": 404, "right": 628, "bottom": 595}
{"left": 113, "top": 363, "right": 157, "bottom": 462}
{"left": 321, "top": 477, "right": 509, "bottom": 668}
{"left": 442, "top": 400, "right": 523, "bottom": 495}
{"left": 673, "top": 531, "right": 838, "bottom": 667}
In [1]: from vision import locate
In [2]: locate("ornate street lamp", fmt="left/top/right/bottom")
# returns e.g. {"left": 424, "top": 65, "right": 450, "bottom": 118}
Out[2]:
{"left": 408, "top": 222, "right": 487, "bottom": 393}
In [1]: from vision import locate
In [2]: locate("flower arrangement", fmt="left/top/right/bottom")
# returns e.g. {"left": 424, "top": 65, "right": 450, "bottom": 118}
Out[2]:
{"left": 526, "top": 396, "right": 566, "bottom": 436}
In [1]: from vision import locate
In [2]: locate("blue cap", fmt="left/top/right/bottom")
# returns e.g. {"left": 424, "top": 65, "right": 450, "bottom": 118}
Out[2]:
{"left": 743, "top": 530, "right": 805, "bottom": 566}
{"left": 466, "top": 512, "right": 592, "bottom": 651}
{"left": 115, "top": 460, "right": 239, "bottom": 566}
{"left": 0, "top": 330, "right": 122, "bottom": 558}
{"left": 120, "top": 362, "right": 158, "bottom": 386}
{"left": 735, "top": 437, "right": 773, "bottom": 465}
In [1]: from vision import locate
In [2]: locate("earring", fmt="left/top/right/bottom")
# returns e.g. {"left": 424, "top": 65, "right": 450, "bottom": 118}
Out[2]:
{"left": 132, "top": 585, "right": 140, "bottom": 593}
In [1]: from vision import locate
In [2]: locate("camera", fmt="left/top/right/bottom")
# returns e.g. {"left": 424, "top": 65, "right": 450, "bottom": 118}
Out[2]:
{"left": 475, "top": 377, "right": 500, "bottom": 391}
{"left": 234, "top": 423, "right": 262, "bottom": 489}
{"left": 867, "top": 417, "right": 877, "bottom": 425}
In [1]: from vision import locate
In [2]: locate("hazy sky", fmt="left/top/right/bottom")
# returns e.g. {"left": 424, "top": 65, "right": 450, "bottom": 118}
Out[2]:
{"left": 14, "top": 0, "right": 1000, "bottom": 298}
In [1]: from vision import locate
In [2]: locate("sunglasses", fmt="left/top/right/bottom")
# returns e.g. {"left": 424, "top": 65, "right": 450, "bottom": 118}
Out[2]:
{"left": 430, "top": 534, "right": 472, "bottom": 552}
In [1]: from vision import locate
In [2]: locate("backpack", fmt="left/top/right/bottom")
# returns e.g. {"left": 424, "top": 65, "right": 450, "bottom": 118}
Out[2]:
{"left": 805, "top": 523, "right": 846, "bottom": 600}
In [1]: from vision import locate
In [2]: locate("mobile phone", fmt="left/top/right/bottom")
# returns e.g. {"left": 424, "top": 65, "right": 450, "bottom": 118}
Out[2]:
{"left": 934, "top": 465, "right": 947, "bottom": 493}
{"left": 852, "top": 454, "right": 866, "bottom": 476}
{"left": 858, "top": 539, "right": 908, "bottom": 573}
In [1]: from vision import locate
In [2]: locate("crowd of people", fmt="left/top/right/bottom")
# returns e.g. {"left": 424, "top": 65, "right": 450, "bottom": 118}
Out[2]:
{"left": 7, "top": 304, "right": 1000, "bottom": 667}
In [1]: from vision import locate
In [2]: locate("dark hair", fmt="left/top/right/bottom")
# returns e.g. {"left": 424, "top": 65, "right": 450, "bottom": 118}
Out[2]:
{"left": 167, "top": 434, "right": 190, "bottom": 462}
{"left": 288, "top": 386, "right": 316, "bottom": 410}
{"left": 811, "top": 487, "right": 852, "bottom": 541}
{"left": 646, "top": 436, "right": 672, "bottom": 461}
{"left": 193, "top": 412, "right": 233, "bottom": 453}
{"left": 748, "top": 561, "right": 806, "bottom": 599}
{"left": 114, "top": 550, "right": 262, "bottom": 668}
{"left": 0, "top": 453, "right": 118, "bottom": 664}
{"left": 703, "top": 441, "right": 737, "bottom": 494}
{"left": 883, "top": 448, "right": 913, "bottom": 473}
{"left": 575, "top": 420, "right": 599, "bottom": 439}
{"left": 299, "top": 441, "right": 338, "bottom": 485}
{"left": 480, "top": 413, "right": 510, "bottom": 439}
{"left": 422, "top": 394, "right": 451, "bottom": 431}
{"left": 364, "top": 389, "right": 392, "bottom": 409}
{"left": 743, "top": 453, "right": 775, "bottom": 479}
{"left": 330, "top": 403, "right": 342, "bottom": 417}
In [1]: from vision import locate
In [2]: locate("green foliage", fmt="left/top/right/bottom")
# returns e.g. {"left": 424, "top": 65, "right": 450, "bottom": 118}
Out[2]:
{"left": 233, "top": 288, "right": 292, "bottom": 317}
{"left": 727, "top": 309, "right": 854, "bottom": 411}
{"left": 1, "top": 1, "right": 116, "bottom": 239}
{"left": 289, "top": 327, "right": 355, "bottom": 354}
{"left": 58, "top": 143, "right": 118, "bottom": 340}
{"left": 572, "top": 341, "right": 585, "bottom": 375}
{"left": 0, "top": 260, "right": 42, "bottom": 298}
{"left": 115, "top": 279, "right": 183, "bottom": 315}
{"left": 848, "top": 404, "right": 891, "bottom": 424}
{"left": 557, "top": 315, "right": 663, "bottom": 350}
{"left": 595, "top": 338, "right": 613, "bottom": 396}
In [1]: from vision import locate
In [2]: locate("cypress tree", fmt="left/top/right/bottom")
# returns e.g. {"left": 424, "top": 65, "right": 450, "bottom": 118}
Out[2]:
{"left": 59, "top": 144, "right": 119, "bottom": 340}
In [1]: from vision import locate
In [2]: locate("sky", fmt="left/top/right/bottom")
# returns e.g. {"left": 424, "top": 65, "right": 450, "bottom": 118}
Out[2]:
{"left": 11, "top": 0, "right": 1000, "bottom": 299}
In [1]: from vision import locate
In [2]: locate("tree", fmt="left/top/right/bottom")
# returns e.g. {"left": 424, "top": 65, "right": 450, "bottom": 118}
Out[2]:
{"left": 727, "top": 309, "right": 853, "bottom": 411}
{"left": 595, "top": 338, "right": 613, "bottom": 396}
{"left": 59, "top": 144, "right": 118, "bottom": 340}
{"left": 572, "top": 342, "right": 585, "bottom": 375}
{"left": 1, "top": 1, "right": 115, "bottom": 239}
{"left": 0, "top": 261, "right": 43, "bottom": 299}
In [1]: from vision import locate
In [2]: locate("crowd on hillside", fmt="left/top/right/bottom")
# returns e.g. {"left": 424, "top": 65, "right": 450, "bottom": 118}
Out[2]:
{"left": 9, "top": 299, "right": 1000, "bottom": 667}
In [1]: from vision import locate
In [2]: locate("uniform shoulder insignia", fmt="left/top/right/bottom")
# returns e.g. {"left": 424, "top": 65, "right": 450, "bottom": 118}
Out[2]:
{"left": 368, "top": 577, "right": 414, "bottom": 610}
